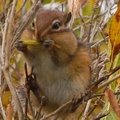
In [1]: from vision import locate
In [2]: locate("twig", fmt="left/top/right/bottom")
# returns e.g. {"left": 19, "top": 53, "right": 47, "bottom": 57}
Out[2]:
{"left": 2, "top": 67, "right": 24, "bottom": 120}
{"left": 1, "top": 1, "right": 25, "bottom": 120}
{"left": 11, "top": 0, "right": 42, "bottom": 47}
{"left": 86, "top": 2, "right": 99, "bottom": 43}
{"left": 6, "top": 0, "right": 17, "bottom": 62}
{"left": 91, "top": 91, "right": 120, "bottom": 98}
{"left": 65, "top": 64, "right": 120, "bottom": 113}
{"left": 16, "top": 0, "right": 27, "bottom": 15}
{"left": 91, "top": 110, "right": 110, "bottom": 120}
{"left": 35, "top": 99, "right": 44, "bottom": 120}
{"left": 1, "top": 9, "right": 10, "bottom": 68}
{"left": 24, "top": 64, "right": 35, "bottom": 119}
{"left": 0, "top": 96, "right": 6, "bottom": 120}
{"left": 40, "top": 100, "right": 72, "bottom": 120}
{"left": 98, "top": 74, "right": 120, "bottom": 91}
{"left": 82, "top": 99, "right": 92, "bottom": 120}
{"left": 24, "top": 64, "right": 29, "bottom": 120}
{"left": 24, "top": 63, "right": 46, "bottom": 119}
{"left": 90, "top": 65, "right": 120, "bottom": 91}
{"left": 73, "top": 1, "right": 115, "bottom": 32}
{"left": 91, "top": 37, "right": 109, "bottom": 48}
{"left": 87, "top": 96, "right": 103, "bottom": 118}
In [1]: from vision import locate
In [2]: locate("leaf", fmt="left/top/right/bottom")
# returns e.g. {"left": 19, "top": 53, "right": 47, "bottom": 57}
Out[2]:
{"left": 101, "top": 101, "right": 117, "bottom": 120}
{"left": 105, "top": 87, "right": 120, "bottom": 120}
{"left": 6, "top": 103, "right": 14, "bottom": 120}
{"left": 2, "top": 91, "right": 11, "bottom": 108}
{"left": 109, "top": 1, "right": 120, "bottom": 61}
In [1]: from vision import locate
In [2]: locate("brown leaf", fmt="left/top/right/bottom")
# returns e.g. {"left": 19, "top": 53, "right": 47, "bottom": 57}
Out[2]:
{"left": 105, "top": 87, "right": 120, "bottom": 119}
{"left": 6, "top": 103, "right": 14, "bottom": 120}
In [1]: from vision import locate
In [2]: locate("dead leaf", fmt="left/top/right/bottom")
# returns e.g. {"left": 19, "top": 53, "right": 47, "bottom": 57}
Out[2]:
{"left": 6, "top": 103, "right": 14, "bottom": 120}
{"left": 105, "top": 87, "right": 120, "bottom": 120}
{"left": 109, "top": 1, "right": 120, "bottom": 61}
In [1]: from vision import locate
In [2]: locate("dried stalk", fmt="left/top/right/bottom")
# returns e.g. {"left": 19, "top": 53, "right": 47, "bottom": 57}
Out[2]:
{"left": 0, "top": 97, "right": 6, "bottom": 120}
{"left": 11, "top": 0, "right": 42, "bottom": 46}
{"left": 40, "top": 101, "right": 72, "bottom": 120}
{"left": 2, "top": 67, "right": 24, "bottom": 120}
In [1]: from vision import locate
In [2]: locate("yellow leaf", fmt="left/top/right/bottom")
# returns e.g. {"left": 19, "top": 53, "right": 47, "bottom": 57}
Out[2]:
{"left": 109, "top": 1, "right": 120, "bottom": 61}
{"left": 2, "top": 92, "right": 11, "bottom": 108}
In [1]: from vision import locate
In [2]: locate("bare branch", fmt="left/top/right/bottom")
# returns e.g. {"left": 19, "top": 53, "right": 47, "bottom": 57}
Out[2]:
{"left": 2, "top": 67, "right": 24, "bottom": 120}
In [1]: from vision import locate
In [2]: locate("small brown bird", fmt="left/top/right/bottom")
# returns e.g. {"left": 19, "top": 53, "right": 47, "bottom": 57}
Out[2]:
{"left": 16, "top": 9, "right": 91, "bottom": 120}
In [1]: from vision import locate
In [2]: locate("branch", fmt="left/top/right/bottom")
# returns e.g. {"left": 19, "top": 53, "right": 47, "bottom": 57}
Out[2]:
{"left": 0, "top": 96, "right": 6, "bottom": 120}
{"left": 90, "top": 65, "right": 120, "bottom": 92}
{"left": 2, "top": 67, "right": 24, "bottom": 120}
{"left": 40, "top": 101, "right": 72, "bottom": 120}
{"left": 11, "top": 0, "right": 42, "bottom": 46}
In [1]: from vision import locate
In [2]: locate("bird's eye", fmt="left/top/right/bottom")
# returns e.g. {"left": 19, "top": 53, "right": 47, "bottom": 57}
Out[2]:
{"left": 52, "top": 22, "right": 61, "bottom": 29}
